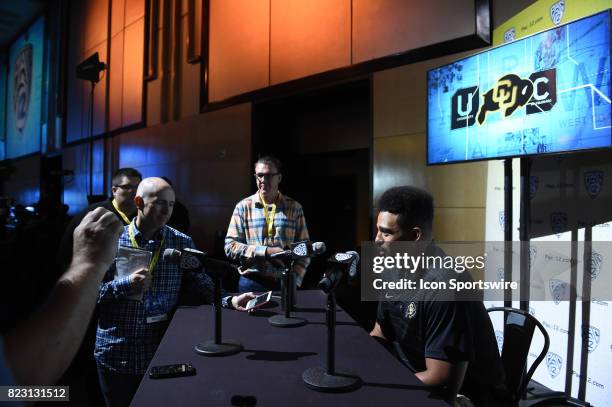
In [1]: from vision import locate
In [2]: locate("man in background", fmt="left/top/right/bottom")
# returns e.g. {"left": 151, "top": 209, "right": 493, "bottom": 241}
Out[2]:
{"left": 58, "top": 167, "right": 142, "bottom": 270}
{"left": 225, "top": 156, "right": 310, "bottom": 292}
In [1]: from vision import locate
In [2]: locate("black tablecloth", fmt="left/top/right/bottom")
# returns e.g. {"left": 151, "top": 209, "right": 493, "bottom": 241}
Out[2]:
{"left": 131, "top": 290, "right": 446, "bottom": 406}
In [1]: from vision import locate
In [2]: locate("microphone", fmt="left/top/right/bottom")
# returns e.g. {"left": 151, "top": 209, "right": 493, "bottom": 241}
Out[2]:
{"left": 269, "top": 241, "right": 327, "bottom": 260}
{"left": 163, "top": 248, "right": 237, "bottom": 276}
{"left": 318, "top": 251, "right": 360, "bottom": 294}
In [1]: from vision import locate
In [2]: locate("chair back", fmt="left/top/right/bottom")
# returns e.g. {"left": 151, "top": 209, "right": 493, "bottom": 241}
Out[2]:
{"left": 487, "top": 307, "right": 550, "bottom": 404}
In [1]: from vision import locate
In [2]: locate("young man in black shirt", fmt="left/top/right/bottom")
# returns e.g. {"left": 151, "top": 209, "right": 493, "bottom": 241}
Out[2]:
{"left": 370, "top": 186, "right": 507, "bottom": 406}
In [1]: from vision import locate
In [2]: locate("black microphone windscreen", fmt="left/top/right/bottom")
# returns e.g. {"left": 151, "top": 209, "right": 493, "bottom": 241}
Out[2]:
{"left": 312, "top": 242, "right": 326, "bottom": 255}
{"left": 346, "top": 251, "right": 360, "bottom": 278}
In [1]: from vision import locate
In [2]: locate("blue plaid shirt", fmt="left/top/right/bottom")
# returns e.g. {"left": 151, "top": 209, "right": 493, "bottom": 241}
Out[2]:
{"left": 95, "top": 221, "right": 216, "bottom": 374}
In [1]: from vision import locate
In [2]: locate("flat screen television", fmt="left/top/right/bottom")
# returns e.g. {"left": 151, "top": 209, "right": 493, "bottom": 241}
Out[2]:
{"left": 427, "top": 10, "right": 611, "bottom": 165}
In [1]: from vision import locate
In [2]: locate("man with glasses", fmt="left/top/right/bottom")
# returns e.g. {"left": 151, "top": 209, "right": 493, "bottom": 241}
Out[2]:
{"left": 96, "top": 177, "right": 255, "bottom": 407}
{"left": 59, "top": 167, "right": 143, "bottom": 269}
{"left": 225, "top": 156, "right": 310, "bottom": 292}
{"left": 56, "top": 167, "right": 141, "bottom": 406}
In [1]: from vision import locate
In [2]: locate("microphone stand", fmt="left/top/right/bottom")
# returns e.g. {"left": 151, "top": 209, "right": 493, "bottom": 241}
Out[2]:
{"left": 268, "top": 258, "right": 307, "bottom": 328}
{"left": 302, "top": 280, "right": 361, "bottom": 392}
{"left": 194, "top": 274, "right": 243, "bottom": 356}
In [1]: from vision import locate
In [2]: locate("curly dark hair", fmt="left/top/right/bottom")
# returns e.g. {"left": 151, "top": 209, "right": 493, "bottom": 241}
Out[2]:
{"left": 378, "top": 186, "right": 433, "bottom": 234}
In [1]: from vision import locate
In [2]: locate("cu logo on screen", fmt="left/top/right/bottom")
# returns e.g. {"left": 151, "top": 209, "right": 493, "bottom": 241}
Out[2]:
{"left": 451, "top": 69, "right": 556, "bottom": 129}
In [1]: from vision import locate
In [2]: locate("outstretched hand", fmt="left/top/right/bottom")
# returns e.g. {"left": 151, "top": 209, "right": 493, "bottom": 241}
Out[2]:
{"left": 231, "top": 292, "right": 257, "bottom": 311}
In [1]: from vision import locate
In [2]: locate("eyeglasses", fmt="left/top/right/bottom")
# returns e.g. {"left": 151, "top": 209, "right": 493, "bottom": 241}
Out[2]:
{"left": 114, "top": 184, "right": 138, "bottom": 191}
{"left": 254, "top": 172, "right": 279, "bottom": 181}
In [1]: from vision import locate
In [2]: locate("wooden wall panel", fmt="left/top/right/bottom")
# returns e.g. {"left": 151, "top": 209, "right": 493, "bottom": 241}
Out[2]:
{"left": 109, "top": 31, "right": 124, "bottom": 131}
{"left": 270, "top": 0, "right": 350, "bottom": 84}
{"left": 122, "top": 18, "right": 144, "bottom": 127}
{"left": 434, "top": 208, "right": 485, "bottom": 241}
{"left": 84, "top": 0, "right": 109, "bottom": 52}
{"left": 111, "top": 0, "right": 126, "bottom": 36}
{"left": 124, "top": 0, "right": 145, "bottom": 26}
{"left": 209, "top": 0, "right": 270, "bottom": 102}
{"left": 353, "top": 0, "right": 475, "bottom": 64}
{"left": 116, "top": 103, "right": 252, "bottom": 249}
{"left": 373, "top": 134, "right": 427, "bottom": 204}
{"left": 180, "top": 11, "right": 201, "bottom": 118}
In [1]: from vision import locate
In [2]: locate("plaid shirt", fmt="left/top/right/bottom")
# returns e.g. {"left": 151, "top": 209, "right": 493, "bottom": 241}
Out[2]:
{"left": 225, "top": 192, "right": 310, "bottom": 284}
{"left": 95, "top": 221, "right": 216, "bottom": 374}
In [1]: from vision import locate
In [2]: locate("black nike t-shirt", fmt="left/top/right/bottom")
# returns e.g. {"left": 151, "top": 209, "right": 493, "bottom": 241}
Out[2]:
{"left": 376, "top": 245, "right": 507, "bottom": 406}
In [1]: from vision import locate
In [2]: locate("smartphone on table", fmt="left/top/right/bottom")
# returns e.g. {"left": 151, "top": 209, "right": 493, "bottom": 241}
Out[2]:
{"left": 149, "top": 363, "right": 196, "bottom": 379}
{"left": 245, "top": 291, "right": 272, "bottom": 311}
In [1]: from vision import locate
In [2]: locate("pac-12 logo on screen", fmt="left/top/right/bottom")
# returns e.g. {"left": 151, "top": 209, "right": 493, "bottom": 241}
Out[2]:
{"left": 451, "top": 69, "right": 556, "bottom": 129}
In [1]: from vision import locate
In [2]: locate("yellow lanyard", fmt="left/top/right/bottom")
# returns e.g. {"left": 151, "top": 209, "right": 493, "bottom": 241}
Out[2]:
{"left": 112, "top": 199, "right": 132, "bottom": 225}
{"left": 259, "top": 191, "right": 277, "bottom": 241}
{"left": 128, "top": 223, "right": 165, "bottom": 275}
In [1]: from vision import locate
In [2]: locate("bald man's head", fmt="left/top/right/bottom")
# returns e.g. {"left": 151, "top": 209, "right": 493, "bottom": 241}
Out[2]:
{"left": 136, "top": 177, "right": 172, "bottom": 199}
{"left": 134, "top": 177, "right": 175, "bottom": 231}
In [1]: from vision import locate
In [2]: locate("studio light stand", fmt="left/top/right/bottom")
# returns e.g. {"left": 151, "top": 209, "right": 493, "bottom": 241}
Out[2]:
{"left": 76, "top": 52, "right": 106, "bottom": 198}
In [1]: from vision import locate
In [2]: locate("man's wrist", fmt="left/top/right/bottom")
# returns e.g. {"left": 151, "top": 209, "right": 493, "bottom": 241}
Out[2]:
{"left": 221, "top": 296, "right": 235, "bottom": 309}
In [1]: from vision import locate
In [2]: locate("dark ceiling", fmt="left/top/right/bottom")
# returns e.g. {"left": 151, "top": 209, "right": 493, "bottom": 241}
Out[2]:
{"left": 0, "top": 0, "right": 47, "bottom": 52}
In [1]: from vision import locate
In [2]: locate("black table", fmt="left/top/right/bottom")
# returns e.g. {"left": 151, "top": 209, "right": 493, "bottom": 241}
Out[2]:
{"left": 131, "top": 290, "right": 446, "bottom": 406}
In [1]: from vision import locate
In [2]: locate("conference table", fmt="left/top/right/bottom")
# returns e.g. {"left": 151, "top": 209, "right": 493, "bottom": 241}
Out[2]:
{"left": 131, "top": 290, "right": 447, "bottom": 406}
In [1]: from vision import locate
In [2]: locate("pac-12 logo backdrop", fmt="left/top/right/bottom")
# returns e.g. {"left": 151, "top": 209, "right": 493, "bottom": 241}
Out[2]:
{"left": 546, "top": 352, "right": 563, "bottom": 378}
{"left": 586, "top": 326, "right": 600, "bottom": 353}
{"left": 12, "top": 44, "right": 33, "bottom": 134}
{"left": 584, "top": 170, "right": 604, "bottom": 199}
